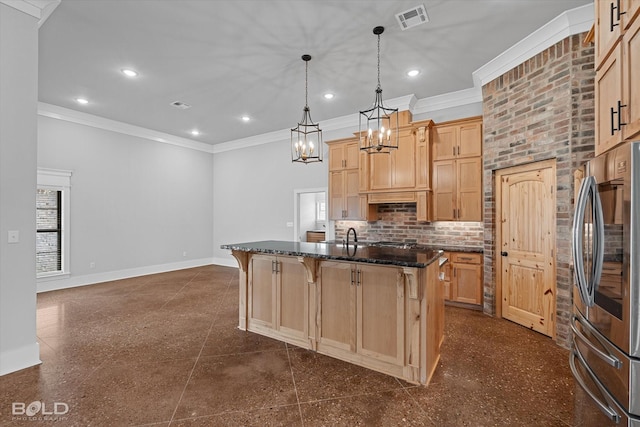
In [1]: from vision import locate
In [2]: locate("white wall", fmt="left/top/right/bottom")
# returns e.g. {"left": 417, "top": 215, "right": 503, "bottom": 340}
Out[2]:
{"left": 0, "top": 3, "right": 40, "bottom": 376}
{"left": 213, "top": 137, "right": 331, "bottom": 266}
{"left": 37, "top": 116, "right": 214, "bottom": 291}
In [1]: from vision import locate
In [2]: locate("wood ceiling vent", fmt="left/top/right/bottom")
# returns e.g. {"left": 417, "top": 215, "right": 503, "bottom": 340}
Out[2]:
{"left": 395, "top": 5, "right": 429, "bottom": 31}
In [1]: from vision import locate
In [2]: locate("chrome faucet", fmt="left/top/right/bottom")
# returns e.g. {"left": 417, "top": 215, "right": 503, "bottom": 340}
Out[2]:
{"left": 346, "top": 227, "right": 358, "bottom": 247}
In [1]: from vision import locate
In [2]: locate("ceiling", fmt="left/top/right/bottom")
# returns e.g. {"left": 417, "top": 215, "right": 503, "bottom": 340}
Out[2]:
{"left": 38, "top": 0, "right": 592, "bottom": 146}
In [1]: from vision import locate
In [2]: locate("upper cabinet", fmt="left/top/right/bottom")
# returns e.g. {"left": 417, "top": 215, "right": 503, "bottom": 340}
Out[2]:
{"left": 326, "top": 114, "right": 481, "bottom": 223}
{"left": 327, "top": 138, "right": 372, "bottom": 221}
{"left": 595, "top": 0, "right": 640, "bottom": 155}
{"left": 432, "top": 117, "right": 482, "bottom": 161}
{"left": 432, "top": 117, "right": 483, "bottom": 222}
{"left": 369, "top": 126, "right": 416, "bottom": 191}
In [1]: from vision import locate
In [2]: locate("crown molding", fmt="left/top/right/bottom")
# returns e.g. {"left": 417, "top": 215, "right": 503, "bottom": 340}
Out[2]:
{"left": 212, "top": 94, "right": 418, "bottom": 154}
{"left": 412, "top": 87, "right": 482, "bottom": 116}
{"left": 1, "top": 0, "right": 60, "bottom": 27}
{"left": 472, "top": 4, "right": 594, "bottom": 88}
{"left": 38, "top": 102, "right": 214, "bottom": 153}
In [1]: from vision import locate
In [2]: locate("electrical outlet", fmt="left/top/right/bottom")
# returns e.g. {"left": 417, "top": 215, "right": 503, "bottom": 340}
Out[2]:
{"left": 89, "top": 262, "right": 95, "bottom": 269}
{"left": 183, "top": 251, "right": 187, "bottom": 257}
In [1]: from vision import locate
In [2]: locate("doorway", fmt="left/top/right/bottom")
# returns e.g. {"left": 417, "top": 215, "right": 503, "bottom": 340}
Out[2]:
{"left": 294, "top": 188, "right": 329, "bottom": 242}
{"left": 496, "top": 159, "right": 556, "bottom": 337}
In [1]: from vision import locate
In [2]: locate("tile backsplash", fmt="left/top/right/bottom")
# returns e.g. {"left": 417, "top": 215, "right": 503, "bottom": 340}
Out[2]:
{"left": 335, "top": 203, "right": 483, "bottom": 248}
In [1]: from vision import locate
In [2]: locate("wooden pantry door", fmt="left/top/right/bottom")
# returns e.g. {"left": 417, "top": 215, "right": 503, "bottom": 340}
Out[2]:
{"left": 496, "top": 160, "right": 556, "bottom": 337}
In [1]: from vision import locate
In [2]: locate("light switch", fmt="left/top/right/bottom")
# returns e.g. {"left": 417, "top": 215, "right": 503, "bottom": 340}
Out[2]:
{"left": 8, "top": 230, "right": 19, "bottom": 243}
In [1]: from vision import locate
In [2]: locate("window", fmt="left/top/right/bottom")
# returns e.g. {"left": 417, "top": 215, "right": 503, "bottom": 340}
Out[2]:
{"left": 36, "top": 189, "right": 62, "bottom": 274}
{"left": 316, "top": 201, "right": 326, "bottom": 222}
{"left": 37, "top": 169, "right": 71, "bottom": 279}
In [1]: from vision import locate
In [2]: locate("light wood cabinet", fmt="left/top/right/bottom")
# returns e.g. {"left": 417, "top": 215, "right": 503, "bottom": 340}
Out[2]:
{"left": 441, "top": 252, "right": 483, "bottom": 307}
{"left": 433, "top": 157, "right": 482, "bottom": 221}
{"left": 451, "top": 253, "right": 483, "bottom": 306}
{"left": 328, "top": 138, "right": 372, "bottom": 220}
{"left": 595, "top": 1, "right": 640, "bottom": 155}
{"left": 232, "top": 248, "right": 444, "bottom": 385}
{"left": 432, "top": 117, "right": 482, "bottom": 162}
{"left": 317, "top": 261, "right": 405, "bottom": 365}
{"left": 248, "top": 254, "right": 309, "bottom": 346}
{"left": 432, "top": 117, "right": 483, "bottom": 221}
{"left": 369, "top": 127, "right": 416, "bottom": 191}
{"left": 306, "top": 231, "right": 325, "bottom": 242}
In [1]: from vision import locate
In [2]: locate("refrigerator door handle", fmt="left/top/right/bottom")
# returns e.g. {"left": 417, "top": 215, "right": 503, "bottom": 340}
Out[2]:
{"left": 572, "top": 176, "right": 605, "bottom": 307}
{"left": 571, "top": 314, "right": 622, "bottom": 369}
{"left": 570, "top": 349, "right": 621, "bottom": 423}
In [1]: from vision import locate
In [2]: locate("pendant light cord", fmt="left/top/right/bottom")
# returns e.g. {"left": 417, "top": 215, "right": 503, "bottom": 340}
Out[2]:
{"left": 305, "top": 59, "right": 309, "bottom": 109}
{"left": 377, "top": 32, "right": 381, "bottom": 89}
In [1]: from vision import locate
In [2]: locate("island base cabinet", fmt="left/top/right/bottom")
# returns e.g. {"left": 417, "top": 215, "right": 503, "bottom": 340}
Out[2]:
{"left": 233, "top": 250, "right": 443, "bottom": 386}
{"left": 247, "top": 254, "right": 310, "bottom": 349}
{"left": 316, "top": 260, "right": 441, "bottom": 385}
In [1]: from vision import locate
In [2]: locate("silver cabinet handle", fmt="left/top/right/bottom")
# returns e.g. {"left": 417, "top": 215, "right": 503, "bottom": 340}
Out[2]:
{"left": 571, "top": 315, "right": 622, "bottom": 369}
{"left": 570, "top": 349, "right": 621, "bottom": 423}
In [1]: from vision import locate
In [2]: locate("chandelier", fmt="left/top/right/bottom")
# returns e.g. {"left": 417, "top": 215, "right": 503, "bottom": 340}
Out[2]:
{"left": 291, "top": 54, "right": 323, "bottom": 164}
{"left": 359, "top": 26, "right": 398, "bottom": 153}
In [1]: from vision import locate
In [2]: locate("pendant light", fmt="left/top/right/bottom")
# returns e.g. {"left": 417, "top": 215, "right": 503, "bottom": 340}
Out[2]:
{"left": 291, "top": 54, "right": 323, "bottom": 164}
{"left": 359, "top": 26, "right": 399, "bottom": 153}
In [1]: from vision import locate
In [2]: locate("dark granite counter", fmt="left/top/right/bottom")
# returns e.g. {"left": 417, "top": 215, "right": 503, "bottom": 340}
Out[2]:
{"left": 221, "top": 240, "right": 442, "bottom": 268}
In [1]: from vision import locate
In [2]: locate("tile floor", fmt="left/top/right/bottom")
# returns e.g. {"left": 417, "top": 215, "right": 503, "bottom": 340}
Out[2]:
{"left": 0, "top": 265, "right": 617, "bottom": 426}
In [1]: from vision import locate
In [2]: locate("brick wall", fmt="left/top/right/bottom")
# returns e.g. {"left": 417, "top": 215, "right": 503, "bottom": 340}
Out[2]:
{"left": 482, "top": 33, "right": 594, "bottom": 347}
{"left": 335, "top": 203, "right": 483, "bottom": 248}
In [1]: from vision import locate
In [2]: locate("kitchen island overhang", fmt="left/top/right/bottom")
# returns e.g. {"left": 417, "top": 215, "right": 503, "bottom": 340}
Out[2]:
{"left": 221, "top": 240, "right": 444, "bottom": 385}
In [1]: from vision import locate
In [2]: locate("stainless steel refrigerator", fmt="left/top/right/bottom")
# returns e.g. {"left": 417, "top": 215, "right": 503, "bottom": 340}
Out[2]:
{"left": 571, "top": 141, "right": 640, "bottom": 425}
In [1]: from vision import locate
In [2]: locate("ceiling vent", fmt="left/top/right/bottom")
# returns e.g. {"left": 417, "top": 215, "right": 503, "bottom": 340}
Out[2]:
{"left": 170, "top": 101, "right": 191, "bottom": 110}
{"left": 395, "top": 5, "right": 429, "bottom": 30}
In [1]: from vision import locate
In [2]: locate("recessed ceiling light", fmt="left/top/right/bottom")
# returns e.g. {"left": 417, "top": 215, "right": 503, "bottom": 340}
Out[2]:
{"left": 190, "top": 129, "right": 200, "bottom": 136}
{"left": 121, "top": 69, "right": 138, "bottom": 77}
{"left": 241, "top": 116, "right": 250, "bottom": 122}
{"left": 75, "top": 98, "right": 89, "bottom": 105}
{"left": 323, "top": 93, "right": 334, "bottom": 100}
{"left": 407, "top": 69, "right": 420, "bottom": 77}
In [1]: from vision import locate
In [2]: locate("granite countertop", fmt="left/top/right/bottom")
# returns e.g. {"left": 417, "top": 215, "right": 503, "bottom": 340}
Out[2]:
{"left": 221, "top": 240, "right": 443, "bottom": 268}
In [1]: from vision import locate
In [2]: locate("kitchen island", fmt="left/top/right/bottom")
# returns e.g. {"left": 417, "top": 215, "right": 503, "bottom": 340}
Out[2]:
{"left": 221, "top": 240, "right": 444, "bottom": 385}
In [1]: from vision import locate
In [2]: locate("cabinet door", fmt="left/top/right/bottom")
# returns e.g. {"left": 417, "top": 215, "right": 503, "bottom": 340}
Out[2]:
{"left": 451, "top": 262, "right": 483, "bottom": 305}
{"left": 596, "top": 0, "right": 623, "bottom": 66}
{"left": 432, "top": 160, "right": 455, "bottom": 221}
{"left": 329, "top": 144, "right": 345, "bottom": 171}
{"left": 595, "top": 45, "right": 623, "bottom": 155}
{"left": 369, "top": 151, "right": 392, "bottom": 190}
{"left": 357, "top": 264, "right": 404, "bottom": 365}
{"left": 623, "top": 0, "right": 640, "bottom": 29}
{"left": 622, "top": 14, "right": 640, "bottom": 140}
{"left": 345, "top": 141, "right": 360, "bottom": 169}
{"left": 248, "top": 255, "right": 276, "bottom": 329}
{"left": 329, "top": 171, "right": 345, "bottom": 220}
{"left": 317, "top": 262, "right": 355, "bottom": 352}
{"left": 457, "top": 157, "right": 482, "bottom": 221}
{"left": 276, "top": 256, "right": 308, "bottom": 341}
{"left": 458, "top": 122, "right": 482, "bottom": 158}
{"left": 432, "top": 125, "right": 457, "bottom": 161}
{"left": 391, "top": 129, "right": 416, "bottom": 189}
{"left": 345, "top": 169, "right": 362, "bottom": 220}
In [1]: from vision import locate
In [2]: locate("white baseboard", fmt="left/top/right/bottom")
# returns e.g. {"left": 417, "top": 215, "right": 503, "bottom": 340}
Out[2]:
{"left": 0, "top": 342, "right": 41, "bottom": 376}
{"left": 37, "top": 258, "right": 214, "bottom": 293}
{"left": 212, "top": 257, "right": 238, "bottom": 268}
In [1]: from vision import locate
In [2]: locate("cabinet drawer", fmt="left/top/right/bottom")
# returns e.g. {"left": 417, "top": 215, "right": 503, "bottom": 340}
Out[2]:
{"left": 452, "top": 253, "right": 481, "bottom": 264}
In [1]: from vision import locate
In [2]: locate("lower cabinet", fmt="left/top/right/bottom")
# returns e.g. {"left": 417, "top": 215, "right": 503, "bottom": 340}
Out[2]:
{"left": 236, "top": 252, "right": 443, "bottom": 385}
{"left": 316, "top": 261, "right": 404, "bottom": 366}
{"left": 442, "top": 252, "right": 483, "bottom": 307}
{"left": 248, "top": 254, "right": 309, "bottom": 346}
